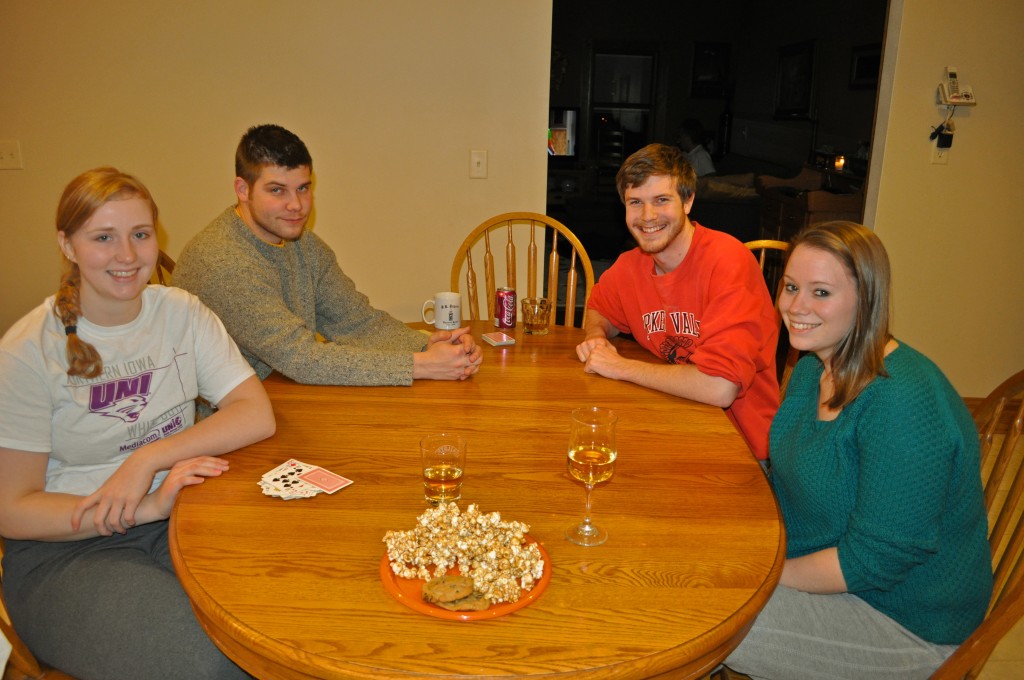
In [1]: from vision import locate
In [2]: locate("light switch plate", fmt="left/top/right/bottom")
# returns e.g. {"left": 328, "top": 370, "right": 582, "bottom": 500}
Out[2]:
{"left": 470, "top": 149, "right": 487, "bottom": 178}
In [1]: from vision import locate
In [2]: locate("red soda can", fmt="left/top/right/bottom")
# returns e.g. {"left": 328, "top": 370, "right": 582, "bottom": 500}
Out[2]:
{"left": 494, "top": 287, "right": 517, "bottom": 328}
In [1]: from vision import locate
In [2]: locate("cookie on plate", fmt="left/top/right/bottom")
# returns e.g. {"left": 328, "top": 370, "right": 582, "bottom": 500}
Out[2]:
{"left": 436, "top": 591, "right": 491, "bottom": 612}
{"left": 422, "top": 575, "right": 475, "bottom": 604}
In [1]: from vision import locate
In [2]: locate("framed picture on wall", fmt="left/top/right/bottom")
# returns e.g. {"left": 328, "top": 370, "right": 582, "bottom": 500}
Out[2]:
{"left": 849, "top": 43, "right": 882, "bottom": 89}
{"left": 691, "top": 42, "right": 730, "bottom": 98}
{"left": 774, "top": 40, "right": 815, "bottom": 119}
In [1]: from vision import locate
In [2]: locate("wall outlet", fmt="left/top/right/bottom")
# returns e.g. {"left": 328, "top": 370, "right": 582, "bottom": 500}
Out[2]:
{"left": 930, "top": 143, "right": 949, "bottom": 165}
{"left": 0, "top": 140, "right": 24, "bottom": 170}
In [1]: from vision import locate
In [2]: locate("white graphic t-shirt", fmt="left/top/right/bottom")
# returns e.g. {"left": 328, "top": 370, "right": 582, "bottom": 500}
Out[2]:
{"left": 0, "top": 285, "right": 254, "bottom": 496}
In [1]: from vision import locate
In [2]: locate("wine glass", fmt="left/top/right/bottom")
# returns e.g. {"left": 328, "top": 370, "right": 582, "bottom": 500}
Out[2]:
{"left": 565, "top": 406, "right": 618, "bottom": 546}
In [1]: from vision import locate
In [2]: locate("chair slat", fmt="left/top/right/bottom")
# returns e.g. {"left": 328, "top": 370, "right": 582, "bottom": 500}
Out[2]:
{"left": 527, "top": 225, "right": 538, "bottom": 299}
{"left": 983, "top": 397, "right": 1023, "bottom": 511}
{"left": 992, "top": 504, "right": 1024, "bottom": 607}
{"left": 988, "top": 398, "right": 1024, "bottom": 594}
{"left": 505, "top": 223, "right": 516, "bottom": 294}
{"left": 564, "top": 250, "right": 578, "bottom": 326}
{"left": 484, "top": 231, "right": 495, "bottom": 320}
{"left": 547, "top": 235, "right": 560, "bottom": 323}
{"left": 465, "top": 248, "right": 479, "bottom": 321}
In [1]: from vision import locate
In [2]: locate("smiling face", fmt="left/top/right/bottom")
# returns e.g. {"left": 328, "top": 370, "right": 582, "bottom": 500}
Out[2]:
{"left": 778, "top": 244, "right": 859, "bottom": 364}
{"left": 623, "top": 174, "right": 695, "bottom": 268}
{"left": 57, "top": 196, "right": 157, "bottom": 326}
{"left": 235, "top": 164, "right": 313, "bottom": 244}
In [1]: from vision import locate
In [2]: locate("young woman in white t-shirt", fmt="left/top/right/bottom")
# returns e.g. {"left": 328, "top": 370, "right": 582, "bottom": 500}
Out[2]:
{"left": 0, "top": 167, "right": 275, "bottom": 679}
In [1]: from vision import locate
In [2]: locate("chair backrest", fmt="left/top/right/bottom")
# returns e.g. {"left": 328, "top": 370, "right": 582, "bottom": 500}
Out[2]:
{"left": 450, "top": 212, "right": 595, "bottom": 328}
{"left": 153, "top": 249, "right": 176, "bottom": 286}
{"left": 1, "top": 539, "right": 78, "bottom": 679}
{"left": 932, "top": 368, "right": 1024, "bottom": 679}
{"left": 744, "top": 240, "right": 799, "bottom": 395}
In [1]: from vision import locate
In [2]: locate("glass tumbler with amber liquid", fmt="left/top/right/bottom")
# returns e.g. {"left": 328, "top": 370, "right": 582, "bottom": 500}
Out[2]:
{"left": 420, "top": 433, "right": 466, "bottom": 505}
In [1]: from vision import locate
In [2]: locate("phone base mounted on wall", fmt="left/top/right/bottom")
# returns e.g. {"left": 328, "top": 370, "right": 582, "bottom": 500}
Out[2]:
{"left": 937, "top": 84, "right": 977, "bottom": 106}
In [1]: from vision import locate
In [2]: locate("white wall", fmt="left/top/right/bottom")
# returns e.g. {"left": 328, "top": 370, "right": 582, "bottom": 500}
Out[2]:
{"left": 0, "top": 1, "right": 553, "bottom": 330}
{"left": 869, "top": 0, "right": 1024, "bottom": 395}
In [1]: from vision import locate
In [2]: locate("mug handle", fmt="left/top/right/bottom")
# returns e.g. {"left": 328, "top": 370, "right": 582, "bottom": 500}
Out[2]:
{"left": 422, "top": 299, "right": 435, "bottom": 325}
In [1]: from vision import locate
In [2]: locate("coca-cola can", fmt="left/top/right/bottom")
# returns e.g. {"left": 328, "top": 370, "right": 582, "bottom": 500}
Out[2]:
{"left": 494, "top": 287, "right": 517, "bottom": 328}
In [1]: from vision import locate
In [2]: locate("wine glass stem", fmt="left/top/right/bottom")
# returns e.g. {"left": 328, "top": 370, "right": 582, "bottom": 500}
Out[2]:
{"left": 582, "top": 483, "right": 595, "bottom": 527}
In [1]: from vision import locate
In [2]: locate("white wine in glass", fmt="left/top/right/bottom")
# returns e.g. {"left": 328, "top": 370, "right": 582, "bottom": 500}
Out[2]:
{"left": 565, "top": 406, "right": 617, "bottom": 546}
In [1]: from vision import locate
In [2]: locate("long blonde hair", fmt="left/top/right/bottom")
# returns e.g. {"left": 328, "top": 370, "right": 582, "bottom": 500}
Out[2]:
{"left": 787, "top": 221, "right": 893, "bottom": 409}
{"left": 54, "top": 167, "right": 158, "bottom": 378}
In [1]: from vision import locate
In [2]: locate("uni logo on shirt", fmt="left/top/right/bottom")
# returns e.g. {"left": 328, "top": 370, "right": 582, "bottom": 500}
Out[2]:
{"left": 89, "top": 372, "right": 154, "bottom": 423}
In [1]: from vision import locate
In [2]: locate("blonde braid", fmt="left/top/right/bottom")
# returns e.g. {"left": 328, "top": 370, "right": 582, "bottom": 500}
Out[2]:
{"left": 53, "top": 266, "right": 103, "bottom": 378}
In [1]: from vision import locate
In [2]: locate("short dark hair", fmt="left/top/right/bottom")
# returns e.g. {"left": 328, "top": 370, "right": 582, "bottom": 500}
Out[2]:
{"left": 615, "top": 143, "right": 696, "bottom": 204}
{"left": 235, "top": 124, "right": 312, "bottom": 185}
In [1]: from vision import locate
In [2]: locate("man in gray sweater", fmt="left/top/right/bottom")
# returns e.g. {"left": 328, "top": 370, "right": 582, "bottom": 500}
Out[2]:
{"left": 174, "top": 124, "right": 482, "bottom": 385}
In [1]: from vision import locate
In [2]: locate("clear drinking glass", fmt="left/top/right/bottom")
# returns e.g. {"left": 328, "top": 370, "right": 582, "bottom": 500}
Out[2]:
{"left": 420, "top": 433, "right": 466, "bottom": 505}
{"left": 564, "top": 406, "right": 617, "bottom": 546}
{"left": 521, "top": 297, "right": 552, "bottom": 335}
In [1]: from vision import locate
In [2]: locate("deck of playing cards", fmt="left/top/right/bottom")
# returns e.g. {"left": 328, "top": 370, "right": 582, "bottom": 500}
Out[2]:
{"left": 259, "top": 459, "right": 353, "bottom": 500}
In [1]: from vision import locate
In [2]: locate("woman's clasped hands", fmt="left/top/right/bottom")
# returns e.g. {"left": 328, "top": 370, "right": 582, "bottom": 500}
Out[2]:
{"left": 70, "top": 454, "right": 230, "bottom": 536}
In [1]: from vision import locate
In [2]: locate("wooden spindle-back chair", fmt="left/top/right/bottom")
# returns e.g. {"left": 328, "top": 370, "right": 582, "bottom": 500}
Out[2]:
{"left": 450, "top": 212, "right": 594, "bottom": 328}
{"left": 932, "top": 368, "right": 1024, "bottom": 679}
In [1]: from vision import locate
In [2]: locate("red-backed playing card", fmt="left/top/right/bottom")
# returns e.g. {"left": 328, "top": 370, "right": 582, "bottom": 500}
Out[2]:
{"left": 298, "top": 467, "right": 354, "bottom": 494}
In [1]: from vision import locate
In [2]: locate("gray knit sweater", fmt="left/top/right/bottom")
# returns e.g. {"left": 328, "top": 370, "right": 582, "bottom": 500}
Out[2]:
{"left": 173, "top": 206, "right": 425, "bottom": 385}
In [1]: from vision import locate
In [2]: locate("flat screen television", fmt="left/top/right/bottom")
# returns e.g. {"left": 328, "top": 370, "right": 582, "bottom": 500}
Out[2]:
{"left": 548, "top": 108, "right": 577, "bottom": 157}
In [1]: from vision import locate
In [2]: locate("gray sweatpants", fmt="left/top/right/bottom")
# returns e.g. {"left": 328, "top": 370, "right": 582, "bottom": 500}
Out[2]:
{"left": 724, "top": 585, "right": 957, "bottom": 680}
{"left": 2, "top": 521, "right": 249, "bottom": 680}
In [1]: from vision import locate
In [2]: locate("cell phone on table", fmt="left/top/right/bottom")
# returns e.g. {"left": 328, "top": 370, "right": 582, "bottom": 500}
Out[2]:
{"left": 482, "top": 332, "right": 516, "bottom": 346}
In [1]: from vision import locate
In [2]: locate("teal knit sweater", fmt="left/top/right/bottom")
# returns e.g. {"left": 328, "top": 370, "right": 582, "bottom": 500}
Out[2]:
{"left": 770, "top": 343, "right": 992, "bottom": 644}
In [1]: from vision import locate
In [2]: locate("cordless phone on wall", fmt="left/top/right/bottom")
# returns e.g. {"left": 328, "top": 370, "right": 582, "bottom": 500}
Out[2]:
{"left": 939, "top": 66, "right": 976, "bottom": 105}
{"left": 945, "top": 67, "right": 960, "bottom": 98}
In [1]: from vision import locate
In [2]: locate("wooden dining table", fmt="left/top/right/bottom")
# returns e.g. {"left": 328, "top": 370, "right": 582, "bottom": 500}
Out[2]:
{"left": 170, "top": 321, "right": 783, "bottom": 680}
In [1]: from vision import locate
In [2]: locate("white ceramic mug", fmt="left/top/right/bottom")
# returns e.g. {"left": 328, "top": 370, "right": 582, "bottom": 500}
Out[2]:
{"left": 421, "top": 292, "right": 461, "bottom": 330}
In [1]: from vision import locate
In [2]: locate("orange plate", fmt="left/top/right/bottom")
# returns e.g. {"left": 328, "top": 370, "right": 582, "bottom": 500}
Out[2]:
{"left": 380, "top": 537, "right": 551, "bottom": 621}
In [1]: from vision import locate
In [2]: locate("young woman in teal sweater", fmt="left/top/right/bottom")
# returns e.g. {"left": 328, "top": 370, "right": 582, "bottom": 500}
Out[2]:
{"left": 724, "top": 222, "right": 992, "bottom": 679}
